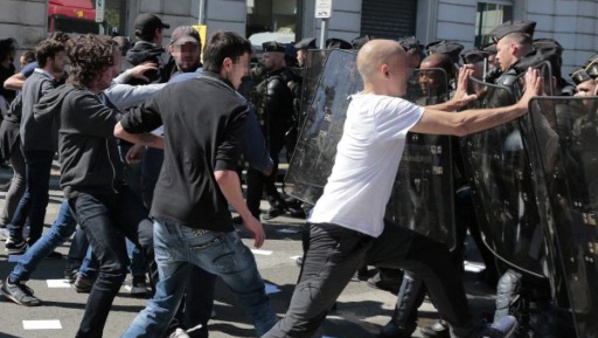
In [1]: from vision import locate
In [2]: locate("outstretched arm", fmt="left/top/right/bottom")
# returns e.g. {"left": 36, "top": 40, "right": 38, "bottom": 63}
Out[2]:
{"left": 410, "top": 68, "right": 543, "bottom": 136}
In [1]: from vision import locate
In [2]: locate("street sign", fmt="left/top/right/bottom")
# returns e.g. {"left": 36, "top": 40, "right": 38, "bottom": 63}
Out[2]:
{"left": 315, "top": 0, "right": 332, "bottom": 19}
{"left": 95, "top": 0, "right": 105, "bottom": 23}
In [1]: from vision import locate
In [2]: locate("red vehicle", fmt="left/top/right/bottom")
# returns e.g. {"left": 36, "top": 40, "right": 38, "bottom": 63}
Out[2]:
{"left": 48, "top": 0, "right": 100, "bottom": 34}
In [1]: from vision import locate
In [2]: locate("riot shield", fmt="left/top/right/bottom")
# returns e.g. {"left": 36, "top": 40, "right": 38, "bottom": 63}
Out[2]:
{"left": 284, "top": 49, "right": 361, "bottom": 205}
{"left": 528, "top": 96, "right": 598, "bottom": 337}
{"left": 460, "top": 76, "right": 548, "bottom": 278}
{"left": 385, "top": 68, "right": 456, "bottom": 250}
{"left": 298, "top": 49, "right": 332, "bottom": 130}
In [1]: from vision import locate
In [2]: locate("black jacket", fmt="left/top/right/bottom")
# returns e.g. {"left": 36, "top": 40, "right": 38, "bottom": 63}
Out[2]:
{"left": 35, "top": 85, "right": 124, "bottom": 198}
{"left": 121, "top": 71, "right": 247, "bottom": 231}
{"left": 253, "top": 68, "right": 294, "bottom": 142}
{"left": 126, "top": 41, "right": 175, "bottom": 85}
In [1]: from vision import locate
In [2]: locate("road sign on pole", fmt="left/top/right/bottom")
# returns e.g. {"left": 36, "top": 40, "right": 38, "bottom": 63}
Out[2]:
{"left": 315, "top": 0, "right": 332, "bottom": 19}
{"left": 95, "top": 0, "right": 105, "bottom": 23}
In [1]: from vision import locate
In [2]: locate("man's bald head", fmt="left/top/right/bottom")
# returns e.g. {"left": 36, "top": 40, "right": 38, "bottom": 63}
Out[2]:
{"left": 357, "top": 40, "right": 406, "bottom": 81}
{"left": 356, "top": 39, "right": 411, "bottom": 97}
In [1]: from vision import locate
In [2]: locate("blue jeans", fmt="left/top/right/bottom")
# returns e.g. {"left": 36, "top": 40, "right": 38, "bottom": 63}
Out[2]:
{"left": 69, "top": 186, "right": 154, "bottom": 338}
{"left": 9, "top": 200, "right": 77, "bottom": 283}
{"left": 68, "top": 227, "right": 91, "bottom": 269}
{"left": 78, "top": 246, "right": 99, "bottom": 279}
{"left": 8, "top": 150, "right": 54, "bottom": 244}
{"left": 122, "top": 220, "right": 277, "bottom": 338}
{"left": 126, "top": 238, "right": 147, "bottom": 278}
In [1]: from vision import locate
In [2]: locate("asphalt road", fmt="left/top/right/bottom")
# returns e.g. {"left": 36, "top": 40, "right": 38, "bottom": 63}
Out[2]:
{"left": 0, "top": 168, "right": 496, "bottom": 338}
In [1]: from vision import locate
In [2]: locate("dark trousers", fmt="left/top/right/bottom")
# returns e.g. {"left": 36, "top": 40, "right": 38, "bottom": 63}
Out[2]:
{"left": 246, "top": 138, "right": 285, "bottom": 217}
{"left": 263, "top": 221, "right": 474, "bottom": 338}
{"left": 68, "top": 186, "right": 154, "bottom": 338}
{"left": 8, "top": 150, "right": 54, "bottom": 244}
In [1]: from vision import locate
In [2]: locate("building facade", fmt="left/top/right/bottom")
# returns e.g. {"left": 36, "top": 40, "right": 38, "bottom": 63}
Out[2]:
{"left": 1, "top": 0, "right": 596, "bottom": 76}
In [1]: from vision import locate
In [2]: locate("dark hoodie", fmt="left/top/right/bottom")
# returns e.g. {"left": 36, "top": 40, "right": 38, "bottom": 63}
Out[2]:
{"left": 125, "top": 41, "right": 175, "bottom": 85}
{"left": 34, "top": 84, "right": 124, "bottom": 198}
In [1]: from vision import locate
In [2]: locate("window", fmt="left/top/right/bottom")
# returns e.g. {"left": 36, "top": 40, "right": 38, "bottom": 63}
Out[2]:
{"left": 474, "top": 2, "right": 513, "bottom": 46}
{"left": 246, "top": 0, "right": 297, "bottom": 47}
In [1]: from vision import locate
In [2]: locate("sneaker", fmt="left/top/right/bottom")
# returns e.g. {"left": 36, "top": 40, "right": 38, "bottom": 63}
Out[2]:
{"left": 64, "top": 266, "right": 79, "bottom": 283}
{"left": 0, "top": 278, "right": 42, "bottom": 306}
{"left": 5, "top": 237, "right": 27, "bottom": 254}
{"left": 73, "top": 275, "right": 94, "bottom": 293}
{"left": 130, "top": 275, "right": 149, "bottom": 296}
{"left": 261, "top": 205, "right": 286, "bottom": 221}
{"left": 420, "top": 319, "right": 449, "bottom": 338}
{"left": 285, "top": 199, "right": 306, "bottom": 218}
{"left": 168, "top": 328, "right": 190, "bottom": 338}
{"left": 481, "top": 315, "right": 518, "bottom": 338}
{"left": 44, "top": 251, "right": 63, "bottom": 260}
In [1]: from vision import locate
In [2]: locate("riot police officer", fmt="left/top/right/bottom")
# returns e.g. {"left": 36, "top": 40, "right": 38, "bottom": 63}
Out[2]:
{"left": 247, "top": 41, "right": 295, "bottom": 220}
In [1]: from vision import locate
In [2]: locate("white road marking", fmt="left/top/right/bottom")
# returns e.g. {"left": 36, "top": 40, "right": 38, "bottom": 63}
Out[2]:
{"left": 23, "top": 320, "right": 62, "bottom": 330}
{"left": 46, "top": 279, "right": 71, "bottom": 288}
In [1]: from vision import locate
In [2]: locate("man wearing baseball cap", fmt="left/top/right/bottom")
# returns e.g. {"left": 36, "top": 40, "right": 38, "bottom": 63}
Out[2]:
{"left": 126, "top": 13, "right": 174, "bottom": 85}
{"left": 168, "top": 26, "right": 202, "bottom": 74}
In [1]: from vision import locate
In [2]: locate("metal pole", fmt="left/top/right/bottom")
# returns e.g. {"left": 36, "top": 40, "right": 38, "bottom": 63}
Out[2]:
{"left": 198, "top": 0, "right": 206, "bottom": 25}
{"left": 319, "top": 18, "right": 328, "bottom": 49}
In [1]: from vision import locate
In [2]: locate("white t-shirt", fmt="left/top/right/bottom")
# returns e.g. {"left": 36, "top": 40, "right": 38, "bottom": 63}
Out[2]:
{"left": 308, "top": 93, "right": 424, "bottom": 237}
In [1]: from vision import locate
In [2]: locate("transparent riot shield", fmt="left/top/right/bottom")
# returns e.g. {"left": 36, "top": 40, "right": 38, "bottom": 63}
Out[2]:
{"left": 298, "top": 49, "right": 332, "bottom": 130}
{"left": 528, "top": 96, "right": 598, "bottom": 338}
{"left": 284, "top": 49, "right": 361, "bottom": 205}
{"left": 460, "top": 76, "right": 547, "bottom": 278}
{"left": 385, "top": 68, "right": 456, "bottom": 249}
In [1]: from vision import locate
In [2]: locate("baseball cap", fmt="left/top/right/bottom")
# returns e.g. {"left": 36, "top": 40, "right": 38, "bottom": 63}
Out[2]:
{"left": 134, "top": 13, "right": 170, "bottom": 35}
{"left": 170, "top": 26, "right": 201, "bottom": 45}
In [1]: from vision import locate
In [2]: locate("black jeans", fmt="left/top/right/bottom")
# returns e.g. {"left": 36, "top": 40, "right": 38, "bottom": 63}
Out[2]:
{"left": 246, "top": 137, "right": 286, "bottom": 216}
{"left": 263, "top": 221, "right": 474, "bottom": 338}
{"left": 68, "top": 186, "right": 154, "bottom": 338}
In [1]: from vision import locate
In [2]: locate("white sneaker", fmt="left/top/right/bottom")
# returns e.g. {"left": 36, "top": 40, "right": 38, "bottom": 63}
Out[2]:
{"left": 168, "top": 328, "right": 190, "bottom": 338}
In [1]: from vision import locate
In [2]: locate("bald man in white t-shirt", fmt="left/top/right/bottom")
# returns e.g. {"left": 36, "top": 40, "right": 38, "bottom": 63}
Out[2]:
{"left": 263, "top": 39, "right": 542, "bottom": 338}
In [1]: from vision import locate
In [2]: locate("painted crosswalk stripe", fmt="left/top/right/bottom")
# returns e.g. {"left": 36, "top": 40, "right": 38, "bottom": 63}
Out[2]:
{"left": 276, "top": 228, "right": 300, "bottom": 234}
{"left": 23, "top": 320, "right": 62, "bottom": 330}
{"left": 290, "top": 255, "right": 302, "bottom": 260}
{"left": 251, "top": 249, "right": 273, "bottom": 255}
{"left": 46, "top": 279, "right": 71, "bottom": 288}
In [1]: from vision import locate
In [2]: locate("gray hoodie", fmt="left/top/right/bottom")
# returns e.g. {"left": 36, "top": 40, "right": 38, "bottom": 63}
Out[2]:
{"left": 20, "top": 69, "right": 57, "bottom": 152}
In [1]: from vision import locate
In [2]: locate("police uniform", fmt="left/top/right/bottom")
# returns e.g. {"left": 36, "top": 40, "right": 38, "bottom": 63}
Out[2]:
{"left": 247, "top": 41, "right": 295, "bottom": 219}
